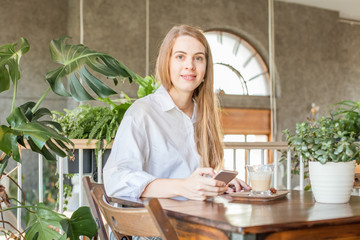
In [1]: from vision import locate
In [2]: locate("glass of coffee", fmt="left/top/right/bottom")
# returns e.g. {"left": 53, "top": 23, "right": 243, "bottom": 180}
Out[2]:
{"left": 246, "top": 164, "right": 274, "bottom": 195}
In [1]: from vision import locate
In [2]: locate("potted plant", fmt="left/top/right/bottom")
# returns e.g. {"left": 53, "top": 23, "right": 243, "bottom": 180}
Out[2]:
{"left": 52, "top": 102, "right": 129, "bottom": 174}
{"left": 0, "top": 35, "right": 144, "bottom": 238}
{"left": 284, "top": 101, "right": 360, "bottom": 203}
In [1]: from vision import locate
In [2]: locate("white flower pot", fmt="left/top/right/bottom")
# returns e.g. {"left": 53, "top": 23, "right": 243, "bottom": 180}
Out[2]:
{"left": 309, "top": 161, "right": 355, "bottom": 204}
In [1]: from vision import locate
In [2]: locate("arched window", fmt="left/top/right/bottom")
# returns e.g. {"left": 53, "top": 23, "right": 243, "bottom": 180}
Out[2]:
{"left": 205, "top": 30, "right": 272, "bottom": 174}
{"left": 205, "top": 31, "right": 269, "bottom": 96}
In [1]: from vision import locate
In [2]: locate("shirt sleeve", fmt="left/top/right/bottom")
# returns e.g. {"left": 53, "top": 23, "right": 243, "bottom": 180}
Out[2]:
{"left": 103, "top": 114, "right": 156, "bottom": 198}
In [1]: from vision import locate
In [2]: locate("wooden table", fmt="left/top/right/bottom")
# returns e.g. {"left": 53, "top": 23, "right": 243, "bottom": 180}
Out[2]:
{"left": 113, "top": 191, "right": 360, "bottom": 240}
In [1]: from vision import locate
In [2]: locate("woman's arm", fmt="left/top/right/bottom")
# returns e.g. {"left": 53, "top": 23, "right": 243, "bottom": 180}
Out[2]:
{"left": 141, "top": 168, "right": 228, "bottom": 200}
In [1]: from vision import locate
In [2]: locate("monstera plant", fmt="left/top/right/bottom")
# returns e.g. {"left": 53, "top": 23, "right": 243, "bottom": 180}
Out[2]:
{"left": 0, "top": 36, "right": 144, "bottom": 239}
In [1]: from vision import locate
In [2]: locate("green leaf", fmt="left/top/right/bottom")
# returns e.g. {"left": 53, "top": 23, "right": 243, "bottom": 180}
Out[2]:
{"left": 345, "top": 146, "right": 354, "bottom": 157}
{"left": 60, "top": 206, "right": 97, "bottom": 240}
{"left": 27, "top": 137, "right": 56, "bottom": 161}
{"left": 0, "top": 156, "right": 9, "bottom": 175}
{"left": 46, "top": 36, "right": 136, "bottom": 101}
{"left": 136, "top": 75, "right": 160, "bottom": 98}
{"left": 46, "top": 139, "right": 67, "bottom": 158}
{"left": 68, "top": 73, "right": 95, "bottom": 101}
{"left": 334, "top": 144, "right": 344, "bottom": 155}
{"left": 6, "top": 107, "right": 28, "bottom": 128}
{"left": 39, "top": 120, "right": 63, "bottom": 132}
{"left": 25, "top": 203, "right": 66, "bottom": 240}
{"left": 32, "top": 108, "right": 53, "bottom": 121}
{"left": 2, "top": 106, "right": 70, "bottom": 162}
{"left": 17, "top": 122, "right": 65, "bottom": 149}
{"left": 80, "top": 66, "right": 117, "bottom": 98}
{"left": 0, "top": 65, "right": 10, "bottom": 92}
{"left": 311, "top": 144, "right": 320, "bottom": 152}
{"left": 304, "top": 184, "right": 311, "bottom": 191}
{"left": 0, "top": 37, "right": 30, "bottom": 93}
{"left": 0, "top": 125, "right": 21, "bottom": 162}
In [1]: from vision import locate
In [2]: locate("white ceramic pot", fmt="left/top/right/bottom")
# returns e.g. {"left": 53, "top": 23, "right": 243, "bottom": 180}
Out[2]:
{"left": 309, "top": 161, "right": 355, "bottom": 204}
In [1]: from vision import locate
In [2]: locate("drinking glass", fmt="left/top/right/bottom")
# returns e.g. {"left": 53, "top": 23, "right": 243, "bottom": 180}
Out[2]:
{"left": 246, "top": 164, "right": 274, "bottom": 195}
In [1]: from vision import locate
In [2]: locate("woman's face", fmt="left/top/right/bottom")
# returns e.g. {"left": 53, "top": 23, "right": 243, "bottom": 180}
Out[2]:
{"left": 169, "top": 35, "right": 206, "bottom": 96}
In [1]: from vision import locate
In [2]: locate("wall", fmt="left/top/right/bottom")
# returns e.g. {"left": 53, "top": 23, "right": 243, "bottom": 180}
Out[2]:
{"left": 275, "top": 2, "right": 360, "bottom": 138}
{"left": 0, "top": 0, "right": 69, "bottom": 201}
{"left": 2, "top": 0, "right": 358, "bottom": 137}
{"left": 75, "top": 0, "right": 360, "bottom": 139}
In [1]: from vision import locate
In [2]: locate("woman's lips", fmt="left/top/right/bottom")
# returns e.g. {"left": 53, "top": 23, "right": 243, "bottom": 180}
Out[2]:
{"left": 181, "top": 74, "right": 196, "bottom": 81}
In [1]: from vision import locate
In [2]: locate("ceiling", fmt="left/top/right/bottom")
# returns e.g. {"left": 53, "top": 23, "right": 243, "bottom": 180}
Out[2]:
{"left": 277, "top": 0, "right": 360, "bottom": 21}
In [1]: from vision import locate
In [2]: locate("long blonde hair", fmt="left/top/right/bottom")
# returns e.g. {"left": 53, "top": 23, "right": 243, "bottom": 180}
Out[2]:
{"left": 155, "top": 25, "right": 224, "bottom": 169}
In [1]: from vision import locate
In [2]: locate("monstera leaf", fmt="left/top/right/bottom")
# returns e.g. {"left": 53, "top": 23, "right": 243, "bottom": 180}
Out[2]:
{"left": 60, "top": 206, "right": 98, "bottom": 239}
{"left": 46, "top": 36, "right": 137, "bottom": 101}
{"left": 24, "top": 204, "right": 96, "bottom": 240}
{"left": 24, "top": 203, "right": 66, "bottom": 240}
{"left": 0, "top": 102, "right": 71, "bottom": 164}
{"left": 0, "top": 37, "right": 30, "bottom": 93}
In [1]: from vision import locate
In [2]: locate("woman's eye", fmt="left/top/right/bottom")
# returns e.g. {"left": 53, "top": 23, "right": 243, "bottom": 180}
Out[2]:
{"left": 195, "top": 56, "right": 203, "bottom": 61}
{"left": 176, "top": 55, "right": 184, "bottom": 60}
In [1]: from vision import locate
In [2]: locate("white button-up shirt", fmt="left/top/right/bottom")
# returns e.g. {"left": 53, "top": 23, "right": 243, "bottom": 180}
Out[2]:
{"left": 103, "top": 85, "right": 200, "bottom": 198}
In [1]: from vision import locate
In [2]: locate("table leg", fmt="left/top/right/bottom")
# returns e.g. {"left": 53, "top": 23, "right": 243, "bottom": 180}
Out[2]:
{"left": 231, "top": 233, "right": 256, "bottom": 240}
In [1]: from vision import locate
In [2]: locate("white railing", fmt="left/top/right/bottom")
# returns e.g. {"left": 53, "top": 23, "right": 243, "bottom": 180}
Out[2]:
{"left": 15, "top": 140, "right": 304, "bottom": 229}
{"left": 223, "top": 142, "right": 304, "bottom": 190}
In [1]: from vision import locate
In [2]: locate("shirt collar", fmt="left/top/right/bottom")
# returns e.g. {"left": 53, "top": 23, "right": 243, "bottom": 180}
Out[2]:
{"left": 155, "top": 85, "right": 176, "bottom": 112}
{"left": 155, "top": 85, "right": 197, "bottom": 123}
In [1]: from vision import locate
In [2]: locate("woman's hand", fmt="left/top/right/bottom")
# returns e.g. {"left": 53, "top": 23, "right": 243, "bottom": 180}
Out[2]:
{"left": 180, "top": 168, "right": 228, "bottom": 200}
{"left": 226, "top": 178, "right": 252, "bottom": 193}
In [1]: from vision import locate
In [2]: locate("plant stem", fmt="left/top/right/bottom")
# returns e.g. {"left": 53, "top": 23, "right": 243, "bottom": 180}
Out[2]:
{"left": 11, "top": 79, "right": 18, "bottom": 113}
{"left": 32, "top": 87, "right": 51, "bottom": 113}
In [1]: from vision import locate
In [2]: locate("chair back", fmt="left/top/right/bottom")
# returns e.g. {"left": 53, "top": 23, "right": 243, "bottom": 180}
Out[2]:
{"left": 89, "top": 180, "right": 179, "bottom": 240}
{"left": 83, "top": 176, "right": 109, "bottom": 240}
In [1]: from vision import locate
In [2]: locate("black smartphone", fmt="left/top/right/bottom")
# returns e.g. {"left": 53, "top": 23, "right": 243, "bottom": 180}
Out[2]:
{"left": 213, "top": 170, "right": 238, "bottom": 184}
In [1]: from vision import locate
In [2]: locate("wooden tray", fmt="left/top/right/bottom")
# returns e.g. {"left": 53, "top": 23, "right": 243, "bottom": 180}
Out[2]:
{"left": 228, "top": 190, "right": 289, "bottom": 202}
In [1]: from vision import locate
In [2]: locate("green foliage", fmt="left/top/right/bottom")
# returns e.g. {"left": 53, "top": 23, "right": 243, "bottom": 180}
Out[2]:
{"left": 333, "top": 100, "right": 360, "bottom": 135}
{"left": 136, "top": 75, "right": 160, "bottom": 98}
{"left": 0, "top": 39, "right": 72, "bottom": 170}
{"left": 52, "top": 100, "right": 130, "bottom": 148}
{"left": 284, "top": 100, "right": 360, "bottom": 166}
{"left": 46, "top": 36, "right": 136, "bottom": 101}
{"left": 24, "top": 203, "right": 65, "bottom": 240}
{"left": 0, "top": 35, "right": 140, "bottom": 239}
{"left": 53, "top": 75, "right": 159, "bottom": 151}
{"left": 0, "top": 37, "right": 29, "bottom": 93}
{"left": 23, "top": 204, "right": 96, "bottom": 240}
{"left": 60, "top": 206, "right": 98, "bottom": 240}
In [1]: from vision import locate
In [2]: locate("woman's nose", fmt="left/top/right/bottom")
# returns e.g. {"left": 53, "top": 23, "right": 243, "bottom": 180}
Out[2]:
{"left": 185, "top": 60, "right": 195, "bottom": 70}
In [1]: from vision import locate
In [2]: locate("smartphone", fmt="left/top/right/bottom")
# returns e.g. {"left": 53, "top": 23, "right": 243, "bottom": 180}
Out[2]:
{"left": 213, "top": 170, "right": 238, "bottom": 184}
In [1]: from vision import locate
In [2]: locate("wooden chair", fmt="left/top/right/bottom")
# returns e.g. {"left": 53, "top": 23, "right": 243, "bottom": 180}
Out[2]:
{"left": 83, "top": 176, "right": 109, "bottom": 240}
{"left": 87, "top": 177, "right": 179, "bottom": 240}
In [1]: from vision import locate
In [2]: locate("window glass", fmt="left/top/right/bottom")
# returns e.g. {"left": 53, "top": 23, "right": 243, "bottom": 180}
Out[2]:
{"left": 205, "top": 31, "right": 269, "bottom": 96}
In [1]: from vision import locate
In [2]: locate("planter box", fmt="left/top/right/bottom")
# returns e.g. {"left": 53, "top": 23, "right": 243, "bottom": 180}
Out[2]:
{"left": 67, "top": 149, "right": 111, "bottom": 175}
{"left": 92, "top": 149, "right": 111, "bottom": 181}
{"left": 68, "top": 149, "right": 94, "bottom": 174}
{"left": 66, "top": 139, "right": 113, "bottom": 175}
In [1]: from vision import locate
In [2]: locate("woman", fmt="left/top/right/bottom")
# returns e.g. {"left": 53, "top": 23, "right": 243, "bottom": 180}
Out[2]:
{"left": 103, "top": 25, "right": 249, "bottom": 200}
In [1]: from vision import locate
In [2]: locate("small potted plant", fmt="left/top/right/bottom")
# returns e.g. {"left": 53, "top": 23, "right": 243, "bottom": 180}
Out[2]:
{"left": 284, "top": 101, "right": 360, "bottom": 203}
